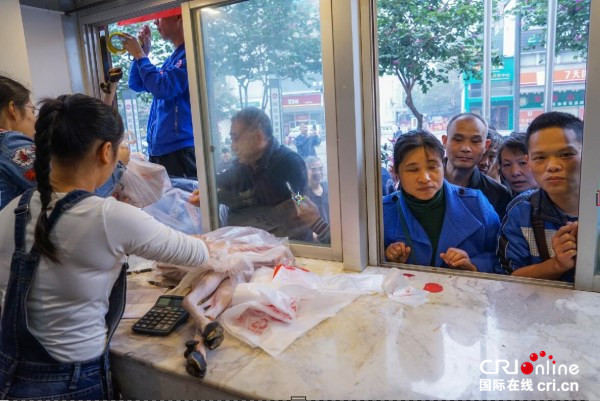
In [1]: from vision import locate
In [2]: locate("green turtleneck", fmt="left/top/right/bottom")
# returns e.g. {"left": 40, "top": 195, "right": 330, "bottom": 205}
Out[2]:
{"left": 403, "top": 188, "right": 446, "bottom": 266}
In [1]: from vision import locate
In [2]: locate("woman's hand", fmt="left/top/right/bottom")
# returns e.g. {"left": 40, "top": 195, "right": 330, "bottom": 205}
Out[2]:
{"left": 440, "top": 248, "right": 477, "bottom": 271}
{"left": 385, "top": 242, "right": 411, "bottom": 263}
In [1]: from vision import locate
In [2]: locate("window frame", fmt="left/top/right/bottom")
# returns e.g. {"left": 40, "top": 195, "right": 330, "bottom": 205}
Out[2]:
{"left": 184, "top": 0, "right": 344, "bottom": 262}
{"left": 361, "top": 0, "right": 600, "bottom": 291}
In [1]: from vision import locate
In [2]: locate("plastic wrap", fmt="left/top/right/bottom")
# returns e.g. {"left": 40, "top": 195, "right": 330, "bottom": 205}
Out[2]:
{"left": 161, "top": 226, "right": 295, "bottom": 288}
{"left": 142, "top": 187, "right": 203, "bottom": 235}
{"left": 113, "top": 155, "right": 170, "bottom": 207}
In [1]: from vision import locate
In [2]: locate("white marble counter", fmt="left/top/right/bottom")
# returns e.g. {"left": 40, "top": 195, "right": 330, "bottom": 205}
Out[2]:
{"left": 112, "top": 260, "right": 600, "bottom": 399}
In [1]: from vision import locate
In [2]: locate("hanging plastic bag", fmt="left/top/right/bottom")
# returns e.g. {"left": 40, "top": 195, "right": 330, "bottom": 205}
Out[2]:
{"left": 113, "top": 154, "right": 170, "bottom": 207}
{"left": 142, "top": 187, "right": 203, "bottom": 235}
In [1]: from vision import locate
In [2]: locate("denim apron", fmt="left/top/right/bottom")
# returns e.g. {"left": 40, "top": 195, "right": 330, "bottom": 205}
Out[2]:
{"left": 0, "top": 188, "right": 127, "bottom": 400}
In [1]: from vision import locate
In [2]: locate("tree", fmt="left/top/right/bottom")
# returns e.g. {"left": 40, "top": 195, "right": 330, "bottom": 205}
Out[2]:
{"left": 510, "top": 0, "right": 590, "bottom": 59}
{"left": 202, "top": 0, "right": 322, "bottom": 110}
{"left": 378, "top": 0, "right": 485, "bottom": 129}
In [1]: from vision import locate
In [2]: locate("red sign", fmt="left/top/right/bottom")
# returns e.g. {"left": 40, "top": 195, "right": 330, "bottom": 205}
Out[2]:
{"left": 282, "top": 93, "right": 321, "bottom": 107}
{"left": 519, "top": 110, "right": 543, "bottom": 126}
{"left": 520, "top": 68, "right": 587, "bottom": 86}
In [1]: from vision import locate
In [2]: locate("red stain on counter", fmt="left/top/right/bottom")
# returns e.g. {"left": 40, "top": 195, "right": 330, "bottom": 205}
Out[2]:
{"left": 423, "top": 283, "right": 443, "bottom": 293}
{"left": 403, "top": 273, "right": 415, "bottom": 278}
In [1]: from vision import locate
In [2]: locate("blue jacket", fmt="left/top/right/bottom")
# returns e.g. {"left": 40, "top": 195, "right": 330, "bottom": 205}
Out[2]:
{"left": 294, "top": 133, "right": 321, "bottom": 158}
{"left": 128, "top": 44, "right": 193, "bottom": 157}
{"left": 383, "top": 181, "right": 502, "bottom": 273}
{"left": 497, "top": 189, "right": 576, "bottom": 282}
{"left": 0, "top": 130, "right": 125, "bottom": 210}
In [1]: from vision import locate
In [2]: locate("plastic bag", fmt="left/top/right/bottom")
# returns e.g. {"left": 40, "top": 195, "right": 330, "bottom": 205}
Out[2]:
{"left": 142, "top": 187, "right": 203, "bottom": 235}
{"left": 114, "top": 155, "right": 170, "bottom": 207}
{"left": 220, "top": 266, "right": 384, "bottom": 357}
{"left": 161, "top": 226, "right": 295, "bottom": 287}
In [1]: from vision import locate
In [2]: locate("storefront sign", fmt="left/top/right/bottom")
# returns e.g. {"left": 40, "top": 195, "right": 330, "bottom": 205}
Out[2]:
{"left": 520, "top": 90, "right": 585, "bottom": 109}
{"left": 282, "top": 93, "right": 322, "bottom": 107}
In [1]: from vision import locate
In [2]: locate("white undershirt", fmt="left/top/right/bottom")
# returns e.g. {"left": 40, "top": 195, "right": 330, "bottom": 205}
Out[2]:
{"left": 0, "top": 192, "right": 208, "bottom": 362}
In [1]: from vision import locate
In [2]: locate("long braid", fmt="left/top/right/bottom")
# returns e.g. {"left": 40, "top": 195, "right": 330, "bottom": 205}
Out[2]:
{"left": 31, "top": 94, "right": 124, "bottom": 263}
{"left": 32, "top": 101, "right": 63, "bottom": 263}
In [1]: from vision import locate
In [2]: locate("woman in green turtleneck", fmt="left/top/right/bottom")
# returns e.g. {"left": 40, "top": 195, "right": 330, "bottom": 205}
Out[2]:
{"left": 382, "top": 129, "right": 501, "bottom": 274}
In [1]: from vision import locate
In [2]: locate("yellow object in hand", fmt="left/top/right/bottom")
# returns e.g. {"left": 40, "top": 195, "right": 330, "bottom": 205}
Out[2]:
{"left": 107, "top": 32, "right": 142, "bottom": 55}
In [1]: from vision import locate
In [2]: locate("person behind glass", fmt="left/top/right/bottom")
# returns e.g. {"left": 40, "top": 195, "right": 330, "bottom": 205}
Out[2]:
{"left": 0, "top": 94, "right": 209, "bottom": 399}
{"left": 121, "top": 8, "right": 197, "bottom": 178}
{"left": 383, "top": 129, "right": 501, "bottom": 273}
{"left": 497, "top": 112, "right": 583, "bottom": 282}
{"left": 478, "top": 127, "right": 503, "bottom": 183}
{"left": 294, "top": 123, "right": 321, "bottom": 158}
{"left": 217, "top": 147, "right": 233, "bottom": 172}
{"left": 0, "top": 75, "right": 128, "bottom": 210}
{"left": 216, "top": 107, "right": 312, "bottom": 240}
{"left": 497, "top": 132, "right": 538, "bottom": 196}
{"left": 443, "top": 113, "right": 512, "bottom": 220}
{"left": 304, "top": 156, "right": 329, "bottom": 224}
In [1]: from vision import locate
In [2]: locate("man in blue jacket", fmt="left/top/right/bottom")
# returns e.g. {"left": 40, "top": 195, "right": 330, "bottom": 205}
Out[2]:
{"left": 122, "top": 12, "right": 196, "bottom": 178}
{"left": 497, "top": 112, "right": 582, "bottom": 282}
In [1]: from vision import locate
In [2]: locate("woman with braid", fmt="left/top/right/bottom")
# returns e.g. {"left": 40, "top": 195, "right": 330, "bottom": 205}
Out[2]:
{"left": 0, "top": 94, "right": 209, "bottom": 399}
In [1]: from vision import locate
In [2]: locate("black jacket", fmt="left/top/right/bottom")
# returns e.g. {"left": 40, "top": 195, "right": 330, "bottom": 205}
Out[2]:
{"left": 217, "top": 140, "right": 311, "bottom": 240}
{"left": 467, "top": 168, "right": 512, "bottom": 221}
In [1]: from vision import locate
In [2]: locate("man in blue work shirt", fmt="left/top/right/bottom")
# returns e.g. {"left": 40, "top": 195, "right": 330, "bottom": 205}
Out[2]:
{"left": 122, "top": 11, "right": 196, "bottom": 178}
{"left": 497, "top": 112, "right": 582, "bottom": 282}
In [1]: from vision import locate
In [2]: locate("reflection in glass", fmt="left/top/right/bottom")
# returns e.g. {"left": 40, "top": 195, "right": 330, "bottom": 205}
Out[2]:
{"left": 199, "top": 0, "right": 330, "bottom": 245}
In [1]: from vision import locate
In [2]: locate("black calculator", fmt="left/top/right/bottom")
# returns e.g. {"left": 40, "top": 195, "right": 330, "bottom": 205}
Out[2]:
{"left": 132, "top": 295, "right": 189, "bottom": 336}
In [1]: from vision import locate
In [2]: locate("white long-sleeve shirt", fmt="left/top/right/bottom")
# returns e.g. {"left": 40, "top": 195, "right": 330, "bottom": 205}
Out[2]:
{"left": 0, "top": 191, "right": 208, "bottom": 362}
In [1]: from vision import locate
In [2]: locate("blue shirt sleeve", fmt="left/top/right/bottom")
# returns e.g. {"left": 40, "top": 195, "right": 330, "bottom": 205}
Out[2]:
{"left": 133, "top": 56, "right": 188, "bottom": 100}
{"left": 128, "top": 59, "right": 148, "bottom": 92}
{"left": 497, "top": 200, "right": 533, "bottom": 273}
{"left": 470, "top": 192, "right": 502, "bottom": 273}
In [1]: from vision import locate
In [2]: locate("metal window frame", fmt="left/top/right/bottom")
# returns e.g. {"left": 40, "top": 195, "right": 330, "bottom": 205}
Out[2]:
{"left": 361, "top": 0, "right": 600, "bottom": 292}
{"left": 184, "top": 0, "right": 346, "bottom": 262}
{"left": 574, "top": 0, "right": 600, "bottom": 291}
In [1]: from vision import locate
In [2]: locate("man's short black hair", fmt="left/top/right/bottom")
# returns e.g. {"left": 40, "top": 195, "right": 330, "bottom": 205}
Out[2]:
{"left": 497, "top": 132, "right": 527, "bottom": 165}
{"left": 222, "top": 147, "right": 230, "bottom": 153}
{"left": 446, "top": 112, "right": 488, "bottom": 135}
{"left": 525, "top": 111, "right": 583, "bottom": 152}
{"left": 487, "top": 127, "right": 502, "bottom": 150}
{"left": 231, "top": 107, "right": 273, "bottom": 140}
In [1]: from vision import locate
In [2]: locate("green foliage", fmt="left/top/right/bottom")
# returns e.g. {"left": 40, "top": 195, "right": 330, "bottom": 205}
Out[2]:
{"left": 508, "top": 0, "right": 590, "bottom": 59}
{"left": 378, "top": 0, "right": 485, "bottom": 128}
{"left": 202, "top": 0, "right": 322, "bottom": 110}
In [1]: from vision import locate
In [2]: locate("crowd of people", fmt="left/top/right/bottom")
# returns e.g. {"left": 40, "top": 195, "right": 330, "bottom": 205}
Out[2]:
{"left": 382, "top": 112, "right": 582, "bottom": 283}
{"left": 0, "top": 10, "right": 586, "bottom": 398}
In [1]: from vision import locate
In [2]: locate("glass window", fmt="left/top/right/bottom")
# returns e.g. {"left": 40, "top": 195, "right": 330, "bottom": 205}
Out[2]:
{"left": 197, "top": 0, "right": 331, "bottom": 245}
{"left": 376, "top": 0, "right": 590, "bottom": 284}
{"left": 106, "top": 21, "right": 174, "bottom": 156}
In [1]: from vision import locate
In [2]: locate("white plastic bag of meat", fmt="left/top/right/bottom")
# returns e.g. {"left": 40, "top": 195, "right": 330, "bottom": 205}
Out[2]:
{"left": 159, "top": 226, "right": 295, "bottom": 287}
{"left": 221, "top": 266, "right": 384, "bottom": 357}
{"left": 142, "top": 187, "right": 203, "bottom": 235}
{"left": 113, "top": 154, "right": 171, "bottom": 207}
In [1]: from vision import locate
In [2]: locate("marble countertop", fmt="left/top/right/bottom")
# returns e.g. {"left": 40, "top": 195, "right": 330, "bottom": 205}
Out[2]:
{"left": 112, "top": 259, "right": 600, "bottom": 399}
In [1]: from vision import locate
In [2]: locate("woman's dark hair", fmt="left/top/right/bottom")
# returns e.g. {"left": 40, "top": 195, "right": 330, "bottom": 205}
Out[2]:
{"left": 33, "top": 94, "right": 124, "bottom": 263}
{"left": 0, "top": 75, "right": 31, "bottom": 114}
{"left": 231, "top": 107, "right": 273, "bottom": 140}
{"left": 393, "top": 129, "right": 445, "bottom": 173}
